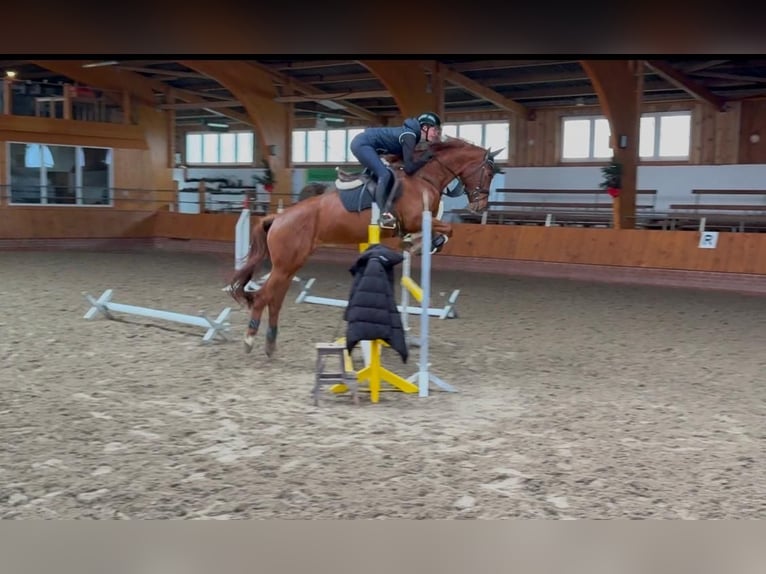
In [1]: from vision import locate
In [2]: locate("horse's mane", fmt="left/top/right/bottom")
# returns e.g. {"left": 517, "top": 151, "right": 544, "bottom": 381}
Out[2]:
{"left": 425, "top": 137, "right": 484, "bottom": 154}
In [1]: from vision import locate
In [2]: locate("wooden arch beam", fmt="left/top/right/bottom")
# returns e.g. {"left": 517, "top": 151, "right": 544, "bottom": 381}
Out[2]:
{"left": 32, "top": 60, "right": 158, "bottom": 106}
{"left": 181, "top": 60, "right": 291, "bottom": 202}
{"left": 358, "top": 60, "right": 443, "bottom": 122}
{"left": 580, "top": 60, "right": 643, "bottom": 229}
{"left": 34, "top": 60, "right": 252, "bottom": 127}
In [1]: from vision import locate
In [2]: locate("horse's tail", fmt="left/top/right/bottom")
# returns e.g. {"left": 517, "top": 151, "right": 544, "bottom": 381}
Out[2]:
{"left": 228, "top": 214, "right": 276, "bottom": 307}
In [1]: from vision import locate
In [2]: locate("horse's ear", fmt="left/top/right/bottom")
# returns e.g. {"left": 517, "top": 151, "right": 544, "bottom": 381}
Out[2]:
{"left": 489, "top": 148, "right": 504, "bottom": 159}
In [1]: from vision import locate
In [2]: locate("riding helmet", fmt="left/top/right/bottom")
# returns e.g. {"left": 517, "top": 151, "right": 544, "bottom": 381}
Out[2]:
{"left": 417, "top": 112, "right": 442, "bottom": 127}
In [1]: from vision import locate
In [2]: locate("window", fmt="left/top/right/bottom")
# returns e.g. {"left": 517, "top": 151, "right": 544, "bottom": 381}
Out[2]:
{"left": 442, "top": 121, "right": 510, "bottom": 161}
{"left": 561, "top": 116, "right": 614, "bottom": 160}
{"left": 561, "top": 111, "right": 692, "bottom": 161}
{"left": 290, "top": 122, "right": 510, "bottom": 164}
{"left": 8, "top": 142, "right": 112, "bottom": 205}
{"left": 184, "top": 131, "right": 254, "bottom": 164}
{"left": 291, "top": 127, "right": 362, "bottom": 164}
{"left": 640, "top": 112, "right": 691, "bottom": 159}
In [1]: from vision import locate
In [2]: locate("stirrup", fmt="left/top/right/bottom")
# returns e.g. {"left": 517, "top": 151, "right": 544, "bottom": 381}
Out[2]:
{"left": 378, "top": 212, "right": 397, "bottom": 229}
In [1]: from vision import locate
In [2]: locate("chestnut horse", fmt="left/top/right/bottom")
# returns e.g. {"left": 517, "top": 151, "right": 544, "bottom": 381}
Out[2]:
{"left": 228, "top": 137, "right": 502, "bottom": 356}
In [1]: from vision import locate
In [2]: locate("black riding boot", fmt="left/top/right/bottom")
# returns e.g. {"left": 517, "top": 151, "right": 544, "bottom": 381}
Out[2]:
{"left": 374, "top": 173, "right": 396, "bottom": 229}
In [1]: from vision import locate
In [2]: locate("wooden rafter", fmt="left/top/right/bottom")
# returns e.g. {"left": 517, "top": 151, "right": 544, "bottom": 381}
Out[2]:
{"left": 682, "top": 60, "right": 729, "bottom": 73}
{"left": 440, "top": 65, "right": 527, "bottom": 116}
{"left": 448, "top": 60, "right": 574, "bottom": 72}
{"left": 644, "top": 60, "right": 728, "bottom": 111}
{"left": 32, "top": 60, "right": 253, "bottom": 126}
{"left": 249, "top": 61, "right": 381, "bottom": 123}
{"left": 115, "top": 65, "right": 208, "bottom": 80}
{"left": 164, "top": 87, "right": 252, "bottom": 126}
{"left": 273, "top": 90, "right": 389, "bottom": 103}
{"left": 159, "top": 99, "right": 242, "bottom": 110}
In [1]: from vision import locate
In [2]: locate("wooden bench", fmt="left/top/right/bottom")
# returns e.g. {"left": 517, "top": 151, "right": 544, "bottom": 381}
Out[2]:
{"left": 667, "top": 189, "right": 766, "bottom": 231}
{"left": 454, "top": 189, "right": 657, "bottom": 227}
{"left": 670, "top": 189, "right": 766, "bottom": 212}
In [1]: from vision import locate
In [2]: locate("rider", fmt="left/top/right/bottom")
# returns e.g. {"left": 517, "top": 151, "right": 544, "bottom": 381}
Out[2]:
{"left": 349, "top": 112, "right": 442, "bottom": 228}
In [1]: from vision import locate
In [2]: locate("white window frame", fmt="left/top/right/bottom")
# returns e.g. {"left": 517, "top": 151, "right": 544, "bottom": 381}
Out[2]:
{"left": 443, "top": 121, "right": 510, "bottom": 161}
{"left": 291, "top": 127, "right": 363, "bottom": 165}
{"left": 291, "top": 121, "right": 511, "bottom": 165}
{"left": 560, "top": 111, "right": 692, "bottom": 162}
{"left": 7, "top": 141, "right": 114, "bottom": 206}
{"left": 639, "top": 111, "right": 692, "bottom": 160}
{"left": 184, "top": 131, "right": 255, "bottom": 165}
{"left": 560, "top": 115, "right": 613, "bottom": 161}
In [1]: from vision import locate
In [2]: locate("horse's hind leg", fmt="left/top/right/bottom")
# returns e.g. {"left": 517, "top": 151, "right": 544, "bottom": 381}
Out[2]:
{"left": 243, "top": 288, "right": 268, "bottom": 354}
{"left": 264, "top": 270, "right": 294, "bottom": 357}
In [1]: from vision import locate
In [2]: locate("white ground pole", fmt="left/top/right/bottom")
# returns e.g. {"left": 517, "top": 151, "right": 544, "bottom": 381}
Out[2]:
{"left": 83, "top": 289, "right": 231, "bottom": 344}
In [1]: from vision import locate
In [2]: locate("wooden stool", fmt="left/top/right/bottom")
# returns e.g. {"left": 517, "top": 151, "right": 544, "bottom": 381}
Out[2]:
{"left": 313, "top": 343, "right": 359, "bottom": 406}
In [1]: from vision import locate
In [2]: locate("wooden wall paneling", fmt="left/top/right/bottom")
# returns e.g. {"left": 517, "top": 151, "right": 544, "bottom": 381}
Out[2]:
{"left": 738, "top": 100, "right": 766, "bottom": 164}
{"left": 154, "top": 212, "right": 238, "bottom": 241}
{"left": 528, "top": 116, "right": 544, "bottom": 166}
{"left": 513, "top": 118, "right": 528, "bottom": 166}
{"left": 506, "top": 114, "right": 519, "bottom": 166}
{"left": 4, "top": 210, "right": 766, "bottom": 276}
{"left": 619, "top": 230, "right": 646, "bottom": 266}
{"left": 714, "top": 102, "right": 741, "bottom": 164}
{"left": 0, "top": 208, "right": 155, "bottom": 238}
{"left": 689, "top": 103, "right": 704, "bottom": 164}
{"left": 0, "top": 142, "right": 6, "bottom": 207}
{"left": 542, "top": 110, "right": 557, "bottom": 165}
{"left": 0, "top": 115, "right": 148, "bottom": 150}
{"left": 698, "top": 103, "right": 717, "bottom": 164}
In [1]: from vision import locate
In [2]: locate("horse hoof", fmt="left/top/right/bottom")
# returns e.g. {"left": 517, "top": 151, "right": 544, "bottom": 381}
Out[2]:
{"left": 244, "top": 335, "right": 255, "bottom": 354}
{"left": 265, "top": 340, "right": 276, "bottom": 357}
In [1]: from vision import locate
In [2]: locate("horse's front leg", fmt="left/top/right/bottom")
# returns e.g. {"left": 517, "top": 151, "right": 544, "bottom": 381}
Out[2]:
{"left": 430, "top": 218, "right": 453, "bottom": 253}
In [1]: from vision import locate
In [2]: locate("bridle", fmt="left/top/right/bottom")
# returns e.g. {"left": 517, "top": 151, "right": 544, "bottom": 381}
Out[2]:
{"left": 430, "top": 150, "right": 494, "bottom": 205}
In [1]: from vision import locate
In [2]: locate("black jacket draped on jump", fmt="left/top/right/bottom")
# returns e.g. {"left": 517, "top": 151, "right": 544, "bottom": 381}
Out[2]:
{"left": 344, "top": 244, "right": 409, "bottom": 363}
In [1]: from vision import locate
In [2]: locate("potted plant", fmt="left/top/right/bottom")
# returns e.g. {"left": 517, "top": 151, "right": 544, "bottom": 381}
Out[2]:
{"left": 252, "top": 159, "right": 275, "bottom": 193}
{"left": 600, "top": 160, "right": 622, "bottom": 199}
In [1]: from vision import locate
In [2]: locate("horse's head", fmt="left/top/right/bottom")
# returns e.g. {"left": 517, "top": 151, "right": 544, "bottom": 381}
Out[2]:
{"left": 426, "top": 138, "right": 504, "bottom": 214}
{"left": 460, "top": 147, "right": 503, "bottom": 213}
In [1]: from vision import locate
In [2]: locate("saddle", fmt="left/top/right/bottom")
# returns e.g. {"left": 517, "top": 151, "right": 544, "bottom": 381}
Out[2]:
{"left": 335, "top": 167, "right": 370, "bottom": 190}
{"left": 335, "top": 157, "right": 394, "bottom": 190}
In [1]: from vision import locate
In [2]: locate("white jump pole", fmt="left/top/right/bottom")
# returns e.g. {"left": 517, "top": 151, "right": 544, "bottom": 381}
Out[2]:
{"left": 411, "top": 194, "right": 457, "bottom": 397}
{"left": 235, "top": 208, "right": 250, "bottom": 271}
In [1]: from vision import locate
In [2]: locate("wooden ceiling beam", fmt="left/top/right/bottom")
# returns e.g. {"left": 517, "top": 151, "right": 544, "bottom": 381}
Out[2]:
{"left": 448, "top": 60, "right": 576, "bottom": 72}
{"left": 274, "top": 90, "right": 389, "bottom": 103}
{"left": 246, "top": 61, "right": 381, "bottom": 124}
{"left": 164, "top": 87, "right": 253, "bottom": 125}
{"left": 159, "top": 99, "right": 243, "bottom": 110}
{"left": 644, "top": 60, "right": 728, "bottom": 111}
{"left": 691, "top": 70, "right": 766, "bottom": 84}
{"left": 270, "top": 60, "right": 357, "bottom": 71}
{"left": 682, "top": 60, "right": 730, "bottom": 73}
{"left": 440, "top": 65, "right": 527, "bottom": 116}
{"left": 115, "top": 65, "right": 208, "bottom": 79}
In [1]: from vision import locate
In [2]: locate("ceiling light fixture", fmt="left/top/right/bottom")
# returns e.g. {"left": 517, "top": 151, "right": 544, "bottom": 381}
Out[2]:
{"left": 82, "top": 61, "right": 119, "bottom": 68}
